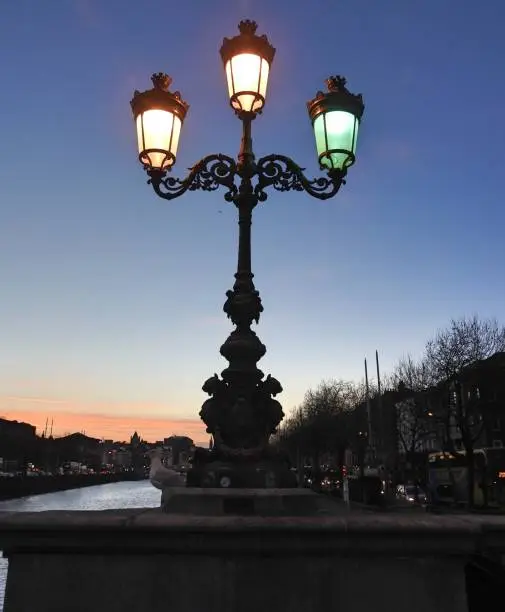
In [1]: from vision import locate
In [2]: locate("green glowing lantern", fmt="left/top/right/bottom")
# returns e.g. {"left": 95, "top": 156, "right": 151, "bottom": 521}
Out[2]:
{"left": 307, "top": 76, "right": 364, "bottom": 172}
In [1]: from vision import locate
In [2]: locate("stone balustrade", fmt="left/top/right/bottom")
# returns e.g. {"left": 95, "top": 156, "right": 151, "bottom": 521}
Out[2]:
{"left": 0, "top": 494, "right": 504, "bottom": 612}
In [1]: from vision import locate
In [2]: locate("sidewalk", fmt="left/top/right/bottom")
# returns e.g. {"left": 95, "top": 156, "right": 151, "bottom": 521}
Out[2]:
{"left": 322, "top": 492, "right": 426, "bottom": 513}
{"left": 427, "top": 504, "right": 505, "bottom": 516}
{"left": 325, "top": 493, "right": 505, "bottom": 515}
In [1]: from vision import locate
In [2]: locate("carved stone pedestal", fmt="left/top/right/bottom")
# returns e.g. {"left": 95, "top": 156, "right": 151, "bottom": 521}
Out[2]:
{"left": 186, "top": 456, "right": 297, "bottom": 489}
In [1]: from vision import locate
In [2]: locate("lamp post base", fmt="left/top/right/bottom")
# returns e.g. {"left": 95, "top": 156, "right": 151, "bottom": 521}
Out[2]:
{"left": 185, "top": 446, "right": 298, "bottom": 489}
{"left": 161, "top": 487, "right": 324, "bottom": 516}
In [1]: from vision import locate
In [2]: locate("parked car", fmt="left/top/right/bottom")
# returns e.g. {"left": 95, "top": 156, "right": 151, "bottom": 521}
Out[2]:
{"left": 397, "top": 484, "right": 427, "bottom": 504}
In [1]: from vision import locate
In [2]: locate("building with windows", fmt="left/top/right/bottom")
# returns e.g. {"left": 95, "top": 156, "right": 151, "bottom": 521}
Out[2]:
{"left": 395, "top": 351, "right": 505, "bottom": 455}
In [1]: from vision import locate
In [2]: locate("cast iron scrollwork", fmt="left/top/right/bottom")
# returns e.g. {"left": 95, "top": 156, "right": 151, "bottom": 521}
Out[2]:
{"left": 255, "top": 154, "right": 347, "bottom": 201}
{"left": 147, "top": 154, "right": 238, "bottom": 201}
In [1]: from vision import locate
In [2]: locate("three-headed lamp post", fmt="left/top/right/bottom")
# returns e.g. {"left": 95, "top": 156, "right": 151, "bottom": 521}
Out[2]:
{"left": 131, "top": 20, "right": 365, "bottom": 488}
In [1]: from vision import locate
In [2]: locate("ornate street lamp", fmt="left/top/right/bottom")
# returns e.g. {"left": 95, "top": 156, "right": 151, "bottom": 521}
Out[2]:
{"left": 130, "top": 20, "right": 365, "bottom": 488}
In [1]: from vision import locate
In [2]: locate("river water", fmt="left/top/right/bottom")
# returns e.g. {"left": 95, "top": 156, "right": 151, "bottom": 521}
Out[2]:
{"left": 0, "top": 480, "right": 160, "bottom": 611}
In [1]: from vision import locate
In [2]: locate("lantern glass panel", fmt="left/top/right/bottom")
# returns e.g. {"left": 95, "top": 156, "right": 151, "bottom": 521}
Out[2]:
{"left": 313, "top": 110, "right": 359, "bottom": 170}
{"left": 136, "top": 109, "right": 182, "bottom": 170}
{"left": 225, "top": 53, "right": 270, "bottom": 112}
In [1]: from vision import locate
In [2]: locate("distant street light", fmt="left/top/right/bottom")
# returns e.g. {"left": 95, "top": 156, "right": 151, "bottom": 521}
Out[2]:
{"left": 130, "top": 20, "right": 365, "bottom": 488}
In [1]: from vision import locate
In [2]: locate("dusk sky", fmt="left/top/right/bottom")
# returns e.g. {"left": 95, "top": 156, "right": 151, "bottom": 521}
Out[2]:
{"left": 1, "top": 0, "right": 504, "bottom": 443}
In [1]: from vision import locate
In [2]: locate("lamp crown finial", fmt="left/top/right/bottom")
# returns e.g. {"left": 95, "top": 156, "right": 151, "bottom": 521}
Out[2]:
{"left": 238, "top": 19, "right": 258, "bottom": 35}
{"left": 326, "top": 76, "right": 348, "bottom": 93}
{"left": 151, "top": 73, "right": 172, "bottom": 91}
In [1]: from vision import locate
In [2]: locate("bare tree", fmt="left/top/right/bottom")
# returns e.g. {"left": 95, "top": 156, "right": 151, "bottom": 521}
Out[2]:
{"left": 396, "top": 396, "right": 434, "bottom": 464}
{"left": 390, "top": 356, "right": 436, "bottom": 484}
{"left": 426, "top": 316, "right": 505, "bottom": 382}
{"left": 280, "top": 379, "right": 363, "bottom": 483}
{"left": 391, "top": 354, "right": 434, "bottom": 392}
{"left": 424, "top": 315, "right": 505, "bottom": 506}
{"left": 275, "top": 406, "right": 307, "bottom": 459}
{"left": 302, "top": 380, "right": 359, "bottom": 469}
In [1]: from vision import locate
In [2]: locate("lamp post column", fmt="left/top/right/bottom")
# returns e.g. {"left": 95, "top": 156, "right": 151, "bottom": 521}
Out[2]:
{"left": 198, "top": 116, "right": 286, "bottom": 487}
{"left": 220, "top": 114, "right": 265, "bottom": 392}
{"left": 234, "top": 112, "right": 258, "bottom": 300}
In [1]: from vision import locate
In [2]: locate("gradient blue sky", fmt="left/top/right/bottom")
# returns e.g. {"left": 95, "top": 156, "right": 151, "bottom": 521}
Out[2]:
{"left": 1, "top": 0, "right": 504, "bottom": 442}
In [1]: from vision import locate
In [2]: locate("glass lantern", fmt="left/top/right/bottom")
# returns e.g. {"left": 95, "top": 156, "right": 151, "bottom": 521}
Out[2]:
{"left": 307, "top": 76, "right": 364, "bottom": 172}
{"left": 131, "top": 73, "right": 189, "bottom": 171}
{"left": 220, "top": 20, "right": 276, "bottom": 114}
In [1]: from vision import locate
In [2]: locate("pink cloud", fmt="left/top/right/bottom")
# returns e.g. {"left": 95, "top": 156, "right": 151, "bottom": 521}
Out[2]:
{"left": 3, "top": 396, "right": 68, "bottom": 405}
{"left": 1, "top": 395, "right": 185, "bottom": 416}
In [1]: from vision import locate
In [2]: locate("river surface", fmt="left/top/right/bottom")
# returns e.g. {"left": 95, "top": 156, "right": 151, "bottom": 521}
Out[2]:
{"left": 0, "top": 480, "right": 160, "bottom": 611}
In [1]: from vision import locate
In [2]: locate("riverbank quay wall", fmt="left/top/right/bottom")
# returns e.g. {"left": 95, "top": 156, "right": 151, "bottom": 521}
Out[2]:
{"left": 1, "top": 506, "right": 505, "bottom": 612}
{"left": 0, "top": 472, "right": 145, "bottom": 501}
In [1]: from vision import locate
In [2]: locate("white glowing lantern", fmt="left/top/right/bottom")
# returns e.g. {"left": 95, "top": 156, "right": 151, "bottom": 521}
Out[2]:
{"left": 131, "top": 73, "right": 189, "bottom": 171}
{"left": 220, "top": 20, "right": 275, "bottom": 115}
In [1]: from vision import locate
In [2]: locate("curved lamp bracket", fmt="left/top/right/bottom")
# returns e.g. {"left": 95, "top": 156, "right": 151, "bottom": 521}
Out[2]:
{"left": 255, "top": 154, "right": 346, "bottom": 201}
{"left": 147, "top": 154, "right": 238, "bottom": 201}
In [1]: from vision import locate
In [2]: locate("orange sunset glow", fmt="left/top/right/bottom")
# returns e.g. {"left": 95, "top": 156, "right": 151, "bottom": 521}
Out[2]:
{"left": 0, "top": 409, "right": 207, "bottom": 445}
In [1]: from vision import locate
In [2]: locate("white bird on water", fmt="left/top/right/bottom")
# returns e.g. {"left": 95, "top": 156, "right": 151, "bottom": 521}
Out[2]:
{"left": 147, "top": 447, "right": 185, "bottom": 490}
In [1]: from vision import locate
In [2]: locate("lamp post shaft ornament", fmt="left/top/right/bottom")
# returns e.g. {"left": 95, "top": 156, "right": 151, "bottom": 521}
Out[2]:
{"left": 130, "top": 20, "right": 365, "bottom": 487}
